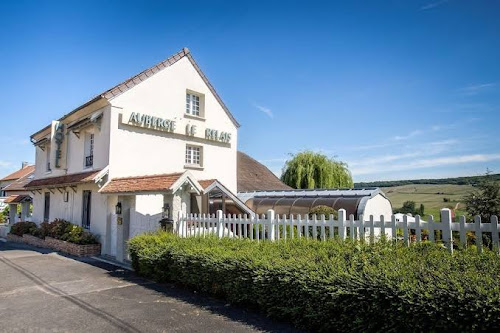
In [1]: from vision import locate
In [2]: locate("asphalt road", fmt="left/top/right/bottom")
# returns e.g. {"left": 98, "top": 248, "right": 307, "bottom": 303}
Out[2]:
{"left": 0, "top": 241, "right": 298, "bottom": 333}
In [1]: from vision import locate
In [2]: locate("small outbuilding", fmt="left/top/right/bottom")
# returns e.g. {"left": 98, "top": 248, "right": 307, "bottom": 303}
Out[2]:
{"left": 237, "top": 188, "right": 393, "bottom": 220}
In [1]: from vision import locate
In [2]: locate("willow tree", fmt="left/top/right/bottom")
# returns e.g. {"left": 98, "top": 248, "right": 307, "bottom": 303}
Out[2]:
{"left": 281, "top": 151, "right": 353, "bottom": 189}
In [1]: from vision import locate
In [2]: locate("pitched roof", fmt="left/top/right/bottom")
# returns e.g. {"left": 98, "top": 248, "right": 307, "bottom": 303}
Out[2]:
{"left": 4, "top": 195, "right": 32, "bottom": 204}
{"left": 198, "top": 179, "right": 217, "bottom": 190}
{"left": 100, "top": 172, "right": 184, "bottom": 194}
{"left": 3, "top": 169, "right": 35, "bottom": 192}
{"left": 24, "top": 170, "right": 101, "bottom": 189}
{"left": 237, "top": 151, "right": 292, "bottom": 192}
{"left": 0, "top": 165, "right": 35, "bottom": 181}
{"left": 31, "top": 47, "right": 239, "bottom": 139}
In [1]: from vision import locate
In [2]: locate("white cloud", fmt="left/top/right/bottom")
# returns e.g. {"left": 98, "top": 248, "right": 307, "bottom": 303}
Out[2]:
{"left": 254, "top": 104, "right": 274, "bottom": 119}
{"left": 393, "top": 130, "right": 422, "bottom": 141}
{"left": 259, "top": 157, "right": 287, "bottom": 164}
{"left": 351, "top": 153, "right": 500, "bottom": 176}
{"left": 429, "top": 139, "right": 458, "bottom": 146}
{"left": 458, "top": 82, "right": 496, "bottom": 96}
{"left": 0, "top": 161, "right": 12, "bottom": 168}
{"left": 420, "top": 0, "right": 449, "bottom": 10}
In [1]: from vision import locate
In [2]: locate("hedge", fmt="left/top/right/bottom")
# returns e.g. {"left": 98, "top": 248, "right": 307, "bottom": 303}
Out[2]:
{"left": 128, "top": 232, "right": 500, "bottom": 332}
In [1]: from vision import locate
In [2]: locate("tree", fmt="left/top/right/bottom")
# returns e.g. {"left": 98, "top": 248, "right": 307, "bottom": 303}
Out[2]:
{"left": 281, "top": 151, "right": 353, "bottom": 189}
{"left": 396, "top": 201, "right": 417, "bottom": 215}
{"left": 463, "top": 173, "right": 500, "bottom": 222}
{"left": 309, "top": 205, "right": 338, "bottom": 219}
{"left": 419, "top": 203, "right": 425, "bottom": 216}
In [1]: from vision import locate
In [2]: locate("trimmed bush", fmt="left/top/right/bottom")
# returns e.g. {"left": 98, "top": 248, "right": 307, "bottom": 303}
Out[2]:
{"left": 9, "top": 222, "right": 37, "bottom": 236}
{"left": 59, "top": 225, "right": 99, "bottom": 245}
{"left": 129, "top": 233, "right": 500, "bottom": 332}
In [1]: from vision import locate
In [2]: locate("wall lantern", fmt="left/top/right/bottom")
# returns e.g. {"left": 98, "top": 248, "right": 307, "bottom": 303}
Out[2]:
{"left": 162, "top": 203, "right": 171, "bottom": 220}
{"left": 115, "top": 202, "right": 122, "bottom": 215}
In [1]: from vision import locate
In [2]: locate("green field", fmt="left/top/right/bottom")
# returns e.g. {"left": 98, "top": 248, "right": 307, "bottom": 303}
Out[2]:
{"left": 382, "top": 184, "right": 474, "bottom": 218}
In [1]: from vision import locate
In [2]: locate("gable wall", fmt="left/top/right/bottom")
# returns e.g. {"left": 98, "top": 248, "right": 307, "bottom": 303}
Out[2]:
{"left": 108, "top": 57, "right": 238, "bottom": 192}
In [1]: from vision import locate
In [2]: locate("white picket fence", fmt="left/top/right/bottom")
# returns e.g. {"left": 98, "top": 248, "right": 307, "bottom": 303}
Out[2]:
{"left": 176, "top": 208, "right": 500, "bottom": 254}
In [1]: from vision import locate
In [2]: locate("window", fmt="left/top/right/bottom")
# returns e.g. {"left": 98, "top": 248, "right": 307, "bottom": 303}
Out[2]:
{"left": 185, "top": 145, "right": 201, "bottom": 166}
{"left": 186, "top": 93, "right": 200, "bottom": 116}
{"left": 46, "top": 146, "right": 51, "bottom": 172}
{"left": 82, "top": 190, "right": 91, "bottom": 229}
{"left": 44, "top": 192, "right": 50, "bottom": 222}
{"left": 84, "top": 133, "right": 94, "bottom": 168}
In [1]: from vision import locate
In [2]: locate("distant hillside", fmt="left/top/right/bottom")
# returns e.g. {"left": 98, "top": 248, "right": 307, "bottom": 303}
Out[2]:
{"left": 355, "top": 173, "right": 500, "bottom": 188}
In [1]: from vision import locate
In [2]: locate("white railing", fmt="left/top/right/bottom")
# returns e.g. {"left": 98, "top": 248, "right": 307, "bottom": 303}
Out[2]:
{"left": 177, "top": 208, "right": 500, "bottom": 254}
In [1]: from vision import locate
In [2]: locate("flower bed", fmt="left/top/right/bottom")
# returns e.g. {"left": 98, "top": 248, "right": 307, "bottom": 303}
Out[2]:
{"left": 7, "top": 220, "right": 101, "bottom": 257}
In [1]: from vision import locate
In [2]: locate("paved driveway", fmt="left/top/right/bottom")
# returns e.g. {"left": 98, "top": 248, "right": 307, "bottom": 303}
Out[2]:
{"left": 0, "top": 241, "right": 298, "bottom": 333}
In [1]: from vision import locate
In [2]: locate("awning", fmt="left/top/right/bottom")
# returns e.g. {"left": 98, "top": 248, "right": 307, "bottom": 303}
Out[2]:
{"left": 24, "top": 170, "right": 101, "bottom": 190}
{"left": 4, "top": 195, "right": 32, "bottom": 204}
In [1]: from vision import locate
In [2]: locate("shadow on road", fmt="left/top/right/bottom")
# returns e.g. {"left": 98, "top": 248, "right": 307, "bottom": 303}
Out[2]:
{"left": 0, "top": 241, "right": 300, "bottom": 333}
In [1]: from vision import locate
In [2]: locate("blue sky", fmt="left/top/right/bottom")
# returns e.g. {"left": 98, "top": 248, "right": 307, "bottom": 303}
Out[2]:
{"left": 0, "top": 0, "right": 499, "bottom": 182}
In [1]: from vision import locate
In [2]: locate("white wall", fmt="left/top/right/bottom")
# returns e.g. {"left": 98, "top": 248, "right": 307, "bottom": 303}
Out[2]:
{"left": 30, "top": 183, "right": 110, "bottom": 253}
{"left": 108, "top": 57, "right": 238, "bottom": 192}
{"left": 362, "top": 194, "right": 393, "bottom": 220}
{"left": 33, "top": 105, "right": 111, "bottom": 179}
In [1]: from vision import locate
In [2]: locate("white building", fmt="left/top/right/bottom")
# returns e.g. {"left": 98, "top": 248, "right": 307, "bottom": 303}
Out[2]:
{"left": 26, "top": 48, "right": 252, "bottom": 261}
{"left": 25, "top": 48, "right": 393, "bottom": 262}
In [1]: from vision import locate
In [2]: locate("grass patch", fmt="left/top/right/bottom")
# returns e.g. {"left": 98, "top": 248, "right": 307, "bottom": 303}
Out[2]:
{"left": 129, "top": 232, "right": 500, "bottom": 332}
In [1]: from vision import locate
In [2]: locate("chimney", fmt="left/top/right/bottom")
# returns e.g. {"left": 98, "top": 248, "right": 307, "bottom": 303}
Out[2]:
{"left": 22, "top": 161, "right": 28, "bottom": 169}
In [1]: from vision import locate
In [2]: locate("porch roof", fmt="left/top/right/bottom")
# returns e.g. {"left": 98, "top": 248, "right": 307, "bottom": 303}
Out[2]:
{"left": 99, "top": 172, "right": 202, "bottom": 194}
{"left": 4, "top": 195, "right": 32, "bottom": 204}
{"left": 24, "top": 170, "right": 101, "bottom": 190}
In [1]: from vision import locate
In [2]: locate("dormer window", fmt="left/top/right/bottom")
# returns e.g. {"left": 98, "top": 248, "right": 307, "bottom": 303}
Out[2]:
{"left": 84, "top": 133, "right": 94, "bottom": 168}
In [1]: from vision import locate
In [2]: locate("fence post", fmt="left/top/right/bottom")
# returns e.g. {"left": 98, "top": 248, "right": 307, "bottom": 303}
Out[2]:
{"left": 441, "top": 208, "right": 453, "bottom": 254}
{"left": 491, "top": 215, "right": 499, "bottom": 254}
{"left": 338, "top": 209, "right": 346, "bottom": 240}
{"left": 217, "top": 210, "right": 224, "bottom": 239}
{"left": 177, "top": 211, "right": 184, "bottom": 237}
{"left": 474, "top": 215, "right": 482, "bottom": 253}
{"left": 267, "top": 209, "right": 276, "bottom": 241}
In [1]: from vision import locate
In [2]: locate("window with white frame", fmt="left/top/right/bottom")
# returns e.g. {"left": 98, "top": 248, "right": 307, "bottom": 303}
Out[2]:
{"left": 185, "top": 145, "right": 201, "bottom": 166}
{"left": 186, "top": 92, "right": 201, "bottom": 116}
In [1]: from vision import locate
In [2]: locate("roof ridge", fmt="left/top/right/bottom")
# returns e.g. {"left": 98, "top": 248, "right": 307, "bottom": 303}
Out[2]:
{"left": 31, "top": 47, "right": 239, "bottom": 139}
{"left": 112, "top": 172, "right": 184, "bottom": 181}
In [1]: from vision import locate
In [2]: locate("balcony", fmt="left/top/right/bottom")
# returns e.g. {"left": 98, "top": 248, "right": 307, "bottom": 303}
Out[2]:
{"left": 85, "top": 155, "right": 93, "bottom": 168}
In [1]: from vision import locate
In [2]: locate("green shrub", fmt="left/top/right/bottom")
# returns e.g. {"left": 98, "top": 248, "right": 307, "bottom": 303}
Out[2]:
{"left": 9, "top": 221, "right": 37, "bottom": 236}
{"left": 60, "top": 225, "right": 99, "bottom": 245}
{"left": 129, "top": 233, "right": 500, "bottom": 332}
{"left": 309, "top": 205, "right": 338, "bottom": 219}
{"left": 47, "top": 219, "right": 72, "bottom": 238}
{"left": 13, "top": 219, "right": 99, "bottom": 245}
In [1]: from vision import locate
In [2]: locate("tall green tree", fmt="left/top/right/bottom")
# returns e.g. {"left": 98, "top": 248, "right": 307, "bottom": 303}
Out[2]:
{"left": 463, "top": 172, "right": 500, "bottom": 222}
{"left": 281, "top": 151, "right": 353, "bottom": 189}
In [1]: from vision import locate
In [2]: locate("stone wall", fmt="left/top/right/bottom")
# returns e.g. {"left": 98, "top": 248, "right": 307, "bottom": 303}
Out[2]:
{"left": 45, "top": 237, "right": 101, "bottom": 257}
{"left": 5, "top": 233, "right": 101, "bottom": 257}
{"left": 22, "top": 234, "right": 47, "bottom": 248}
